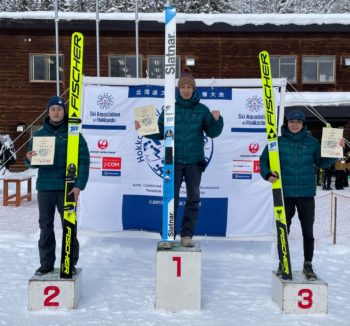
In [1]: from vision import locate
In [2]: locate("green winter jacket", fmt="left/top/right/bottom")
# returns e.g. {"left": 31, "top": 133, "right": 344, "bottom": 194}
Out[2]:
{"left": 25, "top": 116, "right": 90, "bottom": 191}
{"left": 260, "top": 125, "right": 336, "bottom": 197}
{"left": 147, "top": 90, "right": 224, "bottom": 164}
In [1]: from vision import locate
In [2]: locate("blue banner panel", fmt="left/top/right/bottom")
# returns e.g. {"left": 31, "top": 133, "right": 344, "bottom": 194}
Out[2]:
{"left": 122, "top": 195, "right": 228, "bottom": 236}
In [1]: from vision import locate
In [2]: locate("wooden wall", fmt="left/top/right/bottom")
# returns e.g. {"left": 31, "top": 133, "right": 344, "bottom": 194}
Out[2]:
{"left": 1, "top": 25, "right": 350, "bottom": 170}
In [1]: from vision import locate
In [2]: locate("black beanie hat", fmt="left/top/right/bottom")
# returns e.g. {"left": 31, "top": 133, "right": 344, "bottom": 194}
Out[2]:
{"left": 47, "top": 96, "right": 66, "bottom": 114}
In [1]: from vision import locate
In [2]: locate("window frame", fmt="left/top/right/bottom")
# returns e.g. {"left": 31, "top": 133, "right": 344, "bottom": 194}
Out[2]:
{"left": 29, "top": 53, "right": 64, "bottom": 83}
{"left": 270, "top": 55, "right": 297, "bottom": 83}
{"left": 108, "top": 55, "right": 142, "bottom": 78}
{"left": 147, "top": 55, "right": 181, "bottom": 79}
{"left": 302, "top": 56, "right": 336, "bottom": 84}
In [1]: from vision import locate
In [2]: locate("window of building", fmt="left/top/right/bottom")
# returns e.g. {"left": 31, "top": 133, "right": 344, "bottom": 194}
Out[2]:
{"left": 270, "top": 56, "right": 296, "bottom": 83}
{"left": 29, "top": 54, "right": 63, "bottom": 82}
{"left": 109, "top": 55, "right": 142, "bottom": 77}
{"left": 147, "top": 55, "right": 181, "bottom": 79}
{"left": 302, "top": 56, "right": 335, "bottom": 84}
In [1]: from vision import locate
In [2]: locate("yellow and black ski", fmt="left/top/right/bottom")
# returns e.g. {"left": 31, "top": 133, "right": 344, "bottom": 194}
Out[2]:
{"left": 60, "top": 32, "right": 84, "bottom": 279}
{"left": 259, "top": 51, "right": 292, "bottom": 280}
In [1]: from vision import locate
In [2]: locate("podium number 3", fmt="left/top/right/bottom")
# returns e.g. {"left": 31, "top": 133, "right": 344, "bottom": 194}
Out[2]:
{"left": 172, "top": 256, "right": 181, "bottom": 277}
{"left": 44, "top": 286, "right": 60, "bottom": 307}
{"left": 298, "top": 288, "right": 313, "bottom": 309}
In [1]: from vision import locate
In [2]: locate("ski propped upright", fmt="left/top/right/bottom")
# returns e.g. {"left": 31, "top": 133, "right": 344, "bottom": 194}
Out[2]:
{"left": 259, "top": 50, "right": 292, "bottom": 280}
{"left": 60, "top": 32, "right": 84, "bottom": 279}
{"left": 162, "top": 6, "right": 176, "bottom": 242}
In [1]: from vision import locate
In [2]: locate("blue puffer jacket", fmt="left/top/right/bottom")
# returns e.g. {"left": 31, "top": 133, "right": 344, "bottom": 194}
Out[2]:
{"left": 260, "top": 125, "right": 336, "bottom": 197}
{"left": 147, "top": 90, "right": 224, "bottom": 164}
{"left": 25, "top": 116, "right": 90, "bottom": 191}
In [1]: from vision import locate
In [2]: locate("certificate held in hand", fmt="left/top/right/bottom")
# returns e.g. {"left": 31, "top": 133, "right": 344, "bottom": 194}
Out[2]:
{"left": 134, "top": 105, "right": 159, "bottom": 136}
{"left": 321, "top": 127, "right": 343, "bottom": 158}
{"left": 31, "top": 136, "right": 55, "bottom": 165}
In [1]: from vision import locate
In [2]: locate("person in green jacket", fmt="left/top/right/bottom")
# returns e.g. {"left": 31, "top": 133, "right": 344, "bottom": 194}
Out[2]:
{"left": 260, "top": 110, "right": 344, "bottom": 280}
{"left": 25, "top": 96, "right": 90, "bottom": 275}
{"left": 135, "top": 67, "right": 224, "bottom": 247}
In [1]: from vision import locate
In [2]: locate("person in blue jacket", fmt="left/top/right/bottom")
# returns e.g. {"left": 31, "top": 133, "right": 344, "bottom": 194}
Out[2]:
{"left": 259, "top": 110, "right": 344, "bottom": 280}
{"left": 25, "top": 96, "right": 90, "bottom": 275}
{"left": 135, "top": 67, "right": 224, "bottom": 247}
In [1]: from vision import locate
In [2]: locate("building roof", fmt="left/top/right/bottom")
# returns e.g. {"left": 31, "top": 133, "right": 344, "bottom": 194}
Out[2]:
{"left": 1, "top": 12, "right": 350, "bottom": 32}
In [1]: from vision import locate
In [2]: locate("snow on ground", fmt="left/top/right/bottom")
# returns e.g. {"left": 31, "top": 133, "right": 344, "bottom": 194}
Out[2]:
{"left": 0, "top": 233, "right": 349, "bottom": 326}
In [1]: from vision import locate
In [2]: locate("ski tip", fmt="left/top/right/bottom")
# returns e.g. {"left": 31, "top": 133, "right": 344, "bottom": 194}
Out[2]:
{"left": 165, "top": 6, "right": 176, "bottom": 23}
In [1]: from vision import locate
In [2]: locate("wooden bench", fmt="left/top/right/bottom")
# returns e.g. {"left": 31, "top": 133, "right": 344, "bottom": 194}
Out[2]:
{"left": 2, "top": 174, "right": 33, "bottom": 207}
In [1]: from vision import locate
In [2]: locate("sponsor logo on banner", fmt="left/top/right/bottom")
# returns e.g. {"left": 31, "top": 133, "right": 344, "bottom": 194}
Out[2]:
{"left": 248, "top": 143, "right": 259, "bottom": 153}
{"left": 246, "top": 95, "right": 263, "bottom": 112}
{"left": 97, "top": 93, "right": 114, "bottom": 110}
{"left": 232, "top": 160, "right": 252, "bottom": 179}
{"left": 253, "top": 160, "right": 260, "bottom": 173}
{"left": 102, "top": 157, "right": 121, "bottom": 177}
{"left": 232, "top": 95, "right": 265, "bottom": 130}
{"left": 98, "top": 139, "right": 108, "bottom": 150}
{"left": 83, "top": 92, "right": 124, "bottom": 129}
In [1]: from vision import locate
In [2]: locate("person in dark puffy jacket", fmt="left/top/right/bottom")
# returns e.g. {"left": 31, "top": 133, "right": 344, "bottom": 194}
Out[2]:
{"left": 25, "top": 96, "right": 90, "bottom": 276}
{"left": 135, "top": 67, "right": 223, "bottom": 247}
{"left": 260, "top": 110, "right": 344, "bottom": 280}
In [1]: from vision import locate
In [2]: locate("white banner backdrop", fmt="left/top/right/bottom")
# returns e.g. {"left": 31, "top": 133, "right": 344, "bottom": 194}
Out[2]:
{"left": 79, "top": 78, "right": 285, "bottom": 237}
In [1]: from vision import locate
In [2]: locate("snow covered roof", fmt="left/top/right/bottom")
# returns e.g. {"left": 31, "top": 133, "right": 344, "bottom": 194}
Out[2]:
{"left": 1, "top": 11, "right": 350, "bottom": 27}
{"left": 285, "top": 92, "right": 350, "bottom": 107}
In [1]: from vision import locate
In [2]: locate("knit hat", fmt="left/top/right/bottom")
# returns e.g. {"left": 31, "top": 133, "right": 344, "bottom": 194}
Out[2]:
{"left": 47, "top": 96, "right": 66, "bottom": 113}
{"left": 178, "top": 67, "right": 196, "bottom": 90}
{"left": 286, "top": 110, "right": 306, "bottom": 122}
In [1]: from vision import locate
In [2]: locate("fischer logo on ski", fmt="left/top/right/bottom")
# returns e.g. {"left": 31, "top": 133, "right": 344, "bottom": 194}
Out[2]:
{"left": 60, "top": 32, "right": 84, "bottom": 279}
{"left": 162, "top": 6, "right": 176, "bottom": 242}
{"left": 259, "top": 50, "right": 292, "bottom": 280}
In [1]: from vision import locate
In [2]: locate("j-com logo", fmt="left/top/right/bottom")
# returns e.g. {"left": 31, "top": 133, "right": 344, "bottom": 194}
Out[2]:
{"left": 249, "top": 143, "right": 259, "bottom": 153}
{"left": 97, "top": 93, "right": 114, "bottom": 110}
{"left": 98, "top": 139, "right": 108, "bottom": 150}
{"left": 246, "top": 95, "right": 263, "bottom": 113}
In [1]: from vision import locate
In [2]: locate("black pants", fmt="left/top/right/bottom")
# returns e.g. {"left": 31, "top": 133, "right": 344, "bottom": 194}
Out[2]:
{"left": 322, "top": 168, "right": 332, "bottom": 189}
{"left": 174, "top": 163, "right": 202, "bottom": 238}
{"left": 284, "top": 197, "right": 315, "bottom": 262}
{"left": 335, "top": 170, "right": 346, "bottom": 189}
{"left": 37, "top": 191, "right": 79, "bottom": 268}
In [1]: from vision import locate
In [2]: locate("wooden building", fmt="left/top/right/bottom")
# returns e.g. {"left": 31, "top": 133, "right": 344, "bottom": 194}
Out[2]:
{"left": 1, "top": 12, "right": 350, "bottom": 170}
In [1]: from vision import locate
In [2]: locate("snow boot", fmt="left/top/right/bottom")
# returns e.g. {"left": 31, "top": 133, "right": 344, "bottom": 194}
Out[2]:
{"left": 158, "top": 241, "right": 173, "bottom": 249}
{"left": 303, "top": 261, "right": 317, "bottom": 280}
{"left": 181, "top": 237, "right": 194, "bottom": 247}
{"left": 35, "top": 265, "right": 54, "bottom": 276}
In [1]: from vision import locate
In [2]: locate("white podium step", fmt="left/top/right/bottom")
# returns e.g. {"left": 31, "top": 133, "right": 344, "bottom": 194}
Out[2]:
{"left": 28, "top": 268, "right": 83, "bottom": 311}
{"left": 155, "top": 241, "right": 201, "bottom": 312}
{"left": 272, "top": 271, "right": 328, "bottom": 314}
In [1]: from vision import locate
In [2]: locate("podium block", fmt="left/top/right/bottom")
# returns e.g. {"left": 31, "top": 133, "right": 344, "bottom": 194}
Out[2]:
{"left": 272, "top": 271, "right": 328, "bottom": 314}
{"left": 155, "top": 241, "right": 201, "bottom": 312}
{"left": 28, "top": 268, "right": 82, "bottom": 311}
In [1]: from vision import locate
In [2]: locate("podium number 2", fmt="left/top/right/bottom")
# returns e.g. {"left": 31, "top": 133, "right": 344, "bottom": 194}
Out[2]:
{"left": 44, "top": 286, "right": 60, "bottom": 307}
{"left": 298, "top": 288, "right": 313, "bottom": 309}
{"left": 172, "top": 256, "right": 181, "bottom": 277}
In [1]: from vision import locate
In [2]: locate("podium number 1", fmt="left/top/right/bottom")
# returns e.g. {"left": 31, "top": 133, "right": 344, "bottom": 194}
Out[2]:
{"left": 44, "top": 286, "right": 60, "bottom": 307}
{"left": 298, "top": 288, "right": 313, "bottom": 309}
{"left": 172, "top": 256, "right": 181, "bottom": 277}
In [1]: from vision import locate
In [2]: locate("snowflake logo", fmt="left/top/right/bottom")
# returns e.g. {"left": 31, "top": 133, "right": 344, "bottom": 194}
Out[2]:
{"left": 246, "top": 95, "right": 263, "bottom": 112}
{"left": 97, "top": 93, "right": 114, "bottom": 110}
